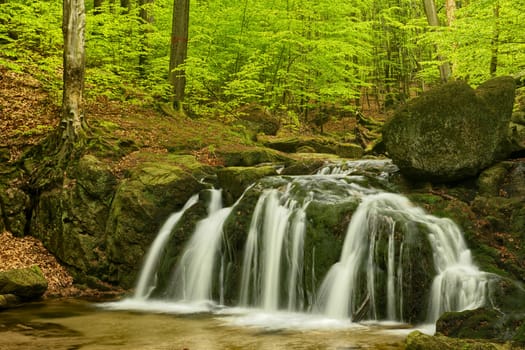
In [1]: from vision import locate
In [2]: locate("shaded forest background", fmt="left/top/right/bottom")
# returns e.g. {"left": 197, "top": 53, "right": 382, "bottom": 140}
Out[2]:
{"left": 0, "top": 0, "right": 524, "bottom": 135}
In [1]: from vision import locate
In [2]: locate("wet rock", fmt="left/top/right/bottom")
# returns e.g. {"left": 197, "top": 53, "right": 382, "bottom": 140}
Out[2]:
{"left": 218, "top": 147, "right": 291, "bottom": 167}
{"left": 0, "top": 294, "right": 20, "bottom": 309}
{"left": 383, "top": 77, "right": 516, "bottom": 182}
{"left": 405, "top": 331, "right": 500, "bottom": 350}
{"left": 217, "top": 165, "right": 278, "bottom": 205}
{"left": 0, "top": 266, "right": 47, "bottom": 300}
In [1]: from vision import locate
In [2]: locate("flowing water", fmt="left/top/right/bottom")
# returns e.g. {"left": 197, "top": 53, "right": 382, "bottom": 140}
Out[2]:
{"left": 1, "top": 299, "right": 408, "bottom": 350}
{"left": 1, "top": 159, "right": 492, "bottom": 348}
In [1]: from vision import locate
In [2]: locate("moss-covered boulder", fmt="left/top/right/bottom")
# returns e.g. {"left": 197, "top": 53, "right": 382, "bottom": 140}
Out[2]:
{"left": 335, "top": 143, "right": 364, "bottom": 158}
{"left": 0, "top": 294, "right": 20, "bottom": 309}
{"left": 30, "top": 152, "right": 210, "bottom": 288}
{"left": 0, "top": 266, "right": 47, "bottom": 300}
{"left": 218, "top": 147, "right": 291, "bottom": 167}
{"left": 261, "top": 136, "right": 335, "bottom": 154}
{"left": 216, "top": 165, "right": 278, "bottom": 205}
{"left": 104, "top": 154, "right": 209, "bottom": 287}
{"left": 405, "top": 331, "right": 503, "bottom": 350}
{"left": 383, "top": 77, "right": 516, "bottom": 182}
{"left": 436, "top": 303, "right": 525, "bottom": 345}
{"left": 30, "top": 154, "right": 119, "bottom": 283}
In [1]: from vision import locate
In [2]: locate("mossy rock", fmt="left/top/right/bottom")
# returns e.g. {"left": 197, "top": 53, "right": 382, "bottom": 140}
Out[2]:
{"left": 0, "top": 266, "right": 47, "bottom": 300}
{"left": 405, "top": 331, "right": 501, "bottom": 350}
{"left": 73, "top": 154, "right": 117, "bottom": 200}
{"left": 0, "top": 294, "right": 20, "bottom": 309}
{"left": 335, "top": 143, "right": 364, "bottom": 159}
{"left": 0, "top": 185, "right": 30, "bottom": 237}
{"left": 218, "top": 147, "right": 291, "bottom": 167}
{"left": 216, "top": 165, "right": 278, "bottom": 205}
{"left": 477, "top": 163, "right": 510, "bottom": 196}
{"left": 262, "top": 136, "right": 338, "bottom": 154}
{"left": 105, "top": 154, "right": 208, "bottom": 287}
{"left": 383, "top": 77, "right": 516, "bottom": 182}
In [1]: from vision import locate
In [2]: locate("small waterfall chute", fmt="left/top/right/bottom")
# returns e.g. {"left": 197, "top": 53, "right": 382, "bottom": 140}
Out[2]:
{"left": 133, "top": 194, "right": 199, "bottom": 300}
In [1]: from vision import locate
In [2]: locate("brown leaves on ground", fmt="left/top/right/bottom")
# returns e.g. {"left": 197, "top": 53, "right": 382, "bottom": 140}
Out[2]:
{"left": 0, "top": 66, "right": 60, "bottom": 161}
{"left": 0, "top": 230, "right": 78, "bottom": 298}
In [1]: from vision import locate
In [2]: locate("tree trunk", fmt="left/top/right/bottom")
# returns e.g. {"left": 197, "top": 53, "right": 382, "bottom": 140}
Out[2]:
{"left": 139, "top": 0, "right": 154, "bottom": 77}
{"left": 169, "top": 0, "right": 190, "bottom": 110}
{"left": 489, "top": 1, "right": 500, "bottom": 76}
{"left": 93, "top": 0, "right": 103, "bottom": 14}
{"left": 445, "top": 0, "right": 456, "bottom": 25}
{"left": 422, "top": 0, "right": 452, "bottom": 82}
{"left": 62, "top": 0, "right": 86, "bottom": 152}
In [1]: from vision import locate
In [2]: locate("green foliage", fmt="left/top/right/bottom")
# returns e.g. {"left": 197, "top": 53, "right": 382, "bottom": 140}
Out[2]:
{"left": 1, "top": 0, "right": 523, "bottom": 125}
{"left": 0, "top": 0, "right": 62, "bottom": 91}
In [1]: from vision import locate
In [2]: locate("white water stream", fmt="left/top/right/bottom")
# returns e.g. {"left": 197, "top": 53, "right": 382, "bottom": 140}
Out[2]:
{"left": 118, "top": 160, "right": 490, "bottom": 332}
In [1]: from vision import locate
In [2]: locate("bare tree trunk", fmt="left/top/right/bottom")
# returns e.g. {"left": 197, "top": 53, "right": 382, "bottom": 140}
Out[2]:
{"left": 169, "top": 0, "right": 190, "bottom": 111}
{"left": 489, "top": 1, "right": 500, "bottom": 77}
{"left": 445, "top": 0, "right": 456, "bottom": 24}
{"left": 62, "top": 0, "right": 86, "bottom": 150}
{"left": 422, "top": 0, "right": 451, "bottom": 82}
{"left": 139, "top": 0, "right": 154, "bottom": 77}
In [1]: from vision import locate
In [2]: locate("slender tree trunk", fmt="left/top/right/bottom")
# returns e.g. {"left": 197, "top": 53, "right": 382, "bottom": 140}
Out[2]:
{"left": 120, "top": 0, "right": 131, "bottom": 13}
{"left": 445, "top": 0, "right": 456, "bottom": 24}
{"left": 62, "top": 0, "right": 86, "bottom": 150}
{"left": 489, "top": 1, "right": 500, "bottom": 76}
{"left": 422, "top": 0, "right": 451, "bottom": 82}
{"left": 139, "top": 0, "right": 154, "bottom": 77}
{"left": 169, "top": 0, "right": 190, "bottom": 110}
{"left": 94, "top": 0, "right": 103, "bottom": 14}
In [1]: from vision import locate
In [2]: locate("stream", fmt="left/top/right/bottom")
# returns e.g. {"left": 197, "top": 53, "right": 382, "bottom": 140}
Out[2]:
{"left": 0, "top": 298, "right": 415, "bottom": 349}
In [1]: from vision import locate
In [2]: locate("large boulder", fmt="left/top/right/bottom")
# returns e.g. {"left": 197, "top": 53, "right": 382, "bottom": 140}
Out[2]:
{"left": 383, "top": 77, "right": 516, "bottom": 182}
{"left": 30, "top": 152, "right": 210, "bottom": 288}
{"left": 0, "top": 266, "right": 47, "bottom": 300}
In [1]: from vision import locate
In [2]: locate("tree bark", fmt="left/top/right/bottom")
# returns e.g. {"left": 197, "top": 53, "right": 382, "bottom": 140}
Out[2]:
{"left": 139, "top": 0, "right": 154, "bottom": 77}
{"left": 422, "top": 0, "right": 452, "bottom": 82}
{"left": 93, "top": 0, "right": 103, "bottom": 14}
{"left": 169, "top": 0, "right": 190, "bottom": 110}
{"left": 489, "top": 1, "right": 500, "bottom": 76}
{"left": 445, "top": 0, "right": 456, "bottom": 25}
{"left": 62, "top": 0, "right": 86, "bottom": 149}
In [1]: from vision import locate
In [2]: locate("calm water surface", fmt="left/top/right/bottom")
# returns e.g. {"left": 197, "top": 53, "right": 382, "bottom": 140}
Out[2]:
{"left": 0, "top": 299, "right": 413, "bottom": 350}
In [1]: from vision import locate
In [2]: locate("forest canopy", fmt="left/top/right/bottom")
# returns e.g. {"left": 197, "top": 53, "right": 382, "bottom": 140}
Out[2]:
{"left": 0, "top": 0, "right": 523, "bottom": 125}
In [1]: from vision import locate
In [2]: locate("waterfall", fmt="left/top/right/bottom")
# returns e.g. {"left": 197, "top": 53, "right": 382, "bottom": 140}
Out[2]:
{"left": 133, "top": 194, "right": 199, "bottom": 300}
{"left": 127, "top": 159, "right": 490, "bottom": 326}
{"left": 171, "top": 189, "right": 230, "bottom": 303}
{"left": 239, "top": 185, "right": 310, "bottom": 311}
{"left": 313, "top": 192, "right": 488, "bottom": 323}
{"left": 426, "top": 219, "right": 489, "bottom": 322}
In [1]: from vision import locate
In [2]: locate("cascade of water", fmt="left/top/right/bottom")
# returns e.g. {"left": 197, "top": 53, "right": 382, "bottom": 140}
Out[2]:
{"left": 128, "top": 159, "right": 489, "bottom": 326}
{"left": 314, "top": 192, "right": 488, "bottom": 323}
{"left": 171, "top": 189, "right": 231, "bottom": 303}
{"left": 426, "top": 219, "right": 489, "bottom": 322}
{"left": 239, "top": 185, "right": 310, "bottom": 311}
{"left": 133, "top": 194, "right": 199, "bottom": 300}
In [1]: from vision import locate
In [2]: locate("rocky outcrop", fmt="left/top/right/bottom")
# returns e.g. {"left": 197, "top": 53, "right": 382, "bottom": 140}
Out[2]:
{"left": 29, "top": 152, "right": 211, "bottom": 288}
{"left": 383, "top": 77, "right": 516, "bottom": 182}
{"left": 0, "top": 265, "right": 47, "bottom": 300}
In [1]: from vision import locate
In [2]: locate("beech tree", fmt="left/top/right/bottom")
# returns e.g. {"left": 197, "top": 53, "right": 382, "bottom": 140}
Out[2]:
{"left": 169, "top": 0, "right": 189, "bottom": 110}
{"left": 422, "top": 0, "right": 451, "bottom": 82}
{"left": 61, "top": 0, "right": 87, "bottom": 154}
